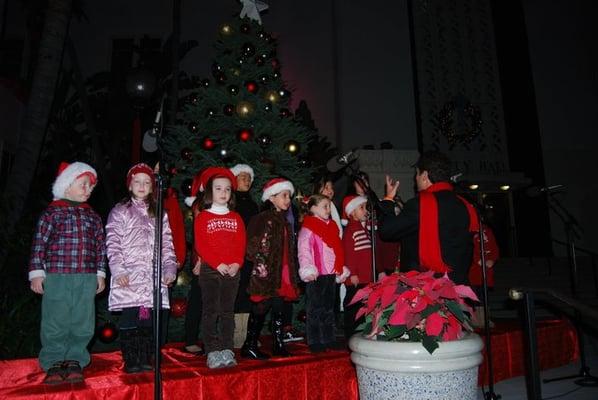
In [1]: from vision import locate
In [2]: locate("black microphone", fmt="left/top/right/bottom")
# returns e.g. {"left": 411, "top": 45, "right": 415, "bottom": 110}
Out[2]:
{"left": 326, "top": 150, "right": 359, "bottom": 172}
{"left": 525, "top": 184, "right": 565, "bottom": 197}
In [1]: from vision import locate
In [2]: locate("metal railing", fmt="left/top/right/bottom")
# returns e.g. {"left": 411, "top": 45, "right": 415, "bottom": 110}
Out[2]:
{"left": 509, "top": 287, "right": 598, "bottom": 400}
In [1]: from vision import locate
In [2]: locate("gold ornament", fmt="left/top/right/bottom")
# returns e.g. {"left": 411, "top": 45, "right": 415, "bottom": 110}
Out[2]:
{"left": 177, "top": 271, "right": 191, "bottom": 286}
{"left": 236, "top": 101, "right": 253, "bottom": 117}
{"left": 221, "top": 24, "right": 232, "bottom": 35}
{"left": 264, "top": 90, "right": 279, "bottom": 103}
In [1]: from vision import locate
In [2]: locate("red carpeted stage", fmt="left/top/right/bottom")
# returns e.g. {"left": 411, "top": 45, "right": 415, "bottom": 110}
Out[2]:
{"left": 0, "top": 319, "right": 578, "bottom": 399}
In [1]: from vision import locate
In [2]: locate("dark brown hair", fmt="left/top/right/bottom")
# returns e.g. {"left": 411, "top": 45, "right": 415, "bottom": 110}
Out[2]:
{"left": 199, "top": 175, "right": 236, "bottom": 210}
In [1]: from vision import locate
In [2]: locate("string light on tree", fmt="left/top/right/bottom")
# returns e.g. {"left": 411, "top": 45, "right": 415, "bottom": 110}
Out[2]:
{"left": 242, "top": 42, "right": 256, "bottom": 57}
{"left": 257, "top": 134, "right": 272, "bottom": 148}
{"left": 181, "top": 178, "right": 193, "bottom": 197}
{"left": 97, "top": 321, "right": 118, "bottom": 343}
{"left": 201, "top": 79, "right": 210, "bottom": 88}
{"left": 188, "top": 121, "right": 199, "bottom": 133}
{"left": 180, "top": 148, "right": 193, "bottom": 161}
{"left": 228, "top": 85, "right": 239, "bottom": 95}
{"left": 223, "top": 104, "right": 234, "bottom": 116}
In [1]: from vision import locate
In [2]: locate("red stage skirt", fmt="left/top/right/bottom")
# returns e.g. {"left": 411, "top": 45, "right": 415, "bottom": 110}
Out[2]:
{"left": 0, "top": 319, "right": 578, "bottom": 399}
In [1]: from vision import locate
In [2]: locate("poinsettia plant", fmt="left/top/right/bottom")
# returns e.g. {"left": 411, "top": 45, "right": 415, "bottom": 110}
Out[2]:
{"left": 350, "top": 270, "right": 479, "bottom": 354}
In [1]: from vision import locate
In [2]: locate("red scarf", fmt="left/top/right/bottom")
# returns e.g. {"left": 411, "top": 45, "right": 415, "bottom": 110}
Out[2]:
{"left": 419, "top": 182, "right": 478, "bottom": 273}
{"left": 302, "top": 215, "right": 344, "bottom": 274}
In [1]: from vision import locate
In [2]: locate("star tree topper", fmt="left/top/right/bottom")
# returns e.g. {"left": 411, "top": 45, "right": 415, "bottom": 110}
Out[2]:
{"left": 240, "top": 0, "right": 269, "bottom": 25}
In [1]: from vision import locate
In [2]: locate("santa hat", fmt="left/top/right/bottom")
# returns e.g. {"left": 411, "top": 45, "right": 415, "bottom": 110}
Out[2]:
{"left": 261, "top": 177, "right": 294, "bottom": 202}
{"left": 341, "top": 195, "right": 367, "bottom": 225}
{"left": 230, "top": 163, "right": 255, "bottom": 181}
{"left": 184, "top": 167, "right": 237, "bottom": 207}
{"left": 126, "top": 163, "right": 155, "bottom": 188}
{"left": 52, "top": 161, "right": 97, "bottom": 200}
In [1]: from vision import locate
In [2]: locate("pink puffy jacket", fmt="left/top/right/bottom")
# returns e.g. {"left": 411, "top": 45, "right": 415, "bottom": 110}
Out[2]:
{"left": 106, "top": 198, "right": 177, "bottom": 311}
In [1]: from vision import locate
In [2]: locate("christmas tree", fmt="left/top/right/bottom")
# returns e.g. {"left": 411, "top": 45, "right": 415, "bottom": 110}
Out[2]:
{"left": 160, "top": 12, "right": 323, "bottom": 341}
{"left": 163, "top": 17, "right": 318, "bottom": 205}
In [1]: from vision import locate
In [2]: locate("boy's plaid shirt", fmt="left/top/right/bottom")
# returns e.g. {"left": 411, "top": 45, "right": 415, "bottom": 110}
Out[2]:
{"left": 29, "top": 201, "right": 107, "bottom": 276}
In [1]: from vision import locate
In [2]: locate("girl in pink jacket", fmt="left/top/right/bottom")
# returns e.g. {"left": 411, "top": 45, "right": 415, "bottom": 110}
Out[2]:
{"left": 298, "top": 194, "right": 349, "bottom": 353}
{"left": 106, "top": 163, "right": 177, "bottom": 373}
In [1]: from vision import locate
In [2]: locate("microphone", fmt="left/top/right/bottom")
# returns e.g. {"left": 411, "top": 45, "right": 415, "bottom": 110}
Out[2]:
{"left": 326, "top": 150, "right": 359, "bottom": 172}
{"left": 525, "top": 184, "right": 565, "bottom": 197}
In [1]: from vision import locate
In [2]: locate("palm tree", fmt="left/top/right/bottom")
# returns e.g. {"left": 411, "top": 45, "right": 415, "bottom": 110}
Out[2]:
{"left": 0, "top": 0, "right": 73, "bottom": 267}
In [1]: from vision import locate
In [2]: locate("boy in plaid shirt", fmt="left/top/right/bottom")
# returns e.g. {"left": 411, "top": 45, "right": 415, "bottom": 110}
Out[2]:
{"left": 28, "top": 161, "right": 106, "bottom": 384}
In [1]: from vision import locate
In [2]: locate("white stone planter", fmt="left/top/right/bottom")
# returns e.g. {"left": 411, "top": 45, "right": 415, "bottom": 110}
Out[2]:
{"left": 349, "top": 333, "right": 483, "bottom": 400}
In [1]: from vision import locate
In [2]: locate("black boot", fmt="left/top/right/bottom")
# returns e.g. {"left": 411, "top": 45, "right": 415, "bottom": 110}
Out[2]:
{"left": 272, "top": 312, "right": 292, "bottom": 357}
{"left": 120, "top": 329, "right": 141, "bottom": 373}
{"left": 138, "top": 327, "right": 154, "bottom": 371}
{"left": 241, "top": 312, "right": 270, "bottom": 360}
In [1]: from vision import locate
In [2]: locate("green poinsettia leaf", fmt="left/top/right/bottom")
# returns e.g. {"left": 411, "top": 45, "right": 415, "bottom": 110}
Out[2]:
{"left": 422, "top": 335, "right": 440, "bottom": 354}
{"left": 385, "top": 325, "right": 407, "bottom": 340}
{"left": 356, "top": 321, "right": 371, "bottom": 333}
{"left": 420, "top": 304, "right": 440, "bottom": 319}
{"left": 446, "top": 300, "right": 466, "bottom": 323}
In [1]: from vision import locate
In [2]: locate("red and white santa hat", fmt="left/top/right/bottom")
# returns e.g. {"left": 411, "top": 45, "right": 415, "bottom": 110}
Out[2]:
{"left": 126, "top": 163, "right": 155, "bottom": 188}
{"left": 184, "top": 167, "right": 237, "bottom": 207}
{"left": 52, "top": 161, "right": 97, "bottom": 200}
{"left": 341, "top": 195, "right": 367, "bottom": 225}
{"left": 261, "top": 177, "right": 294, "bottom": 202}
{"left": 230, "top": 163, "right": 255, "bottom": 181}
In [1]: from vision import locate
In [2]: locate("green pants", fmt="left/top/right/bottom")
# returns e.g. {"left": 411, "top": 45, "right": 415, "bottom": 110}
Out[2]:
{"left": 39, "top": 273, "right": 97, "bottom": 371}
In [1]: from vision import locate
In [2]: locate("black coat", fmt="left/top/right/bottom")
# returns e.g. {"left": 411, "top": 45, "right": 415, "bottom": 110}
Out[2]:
{"left": 378, "top": 190, "right": 474, "bottom": 285}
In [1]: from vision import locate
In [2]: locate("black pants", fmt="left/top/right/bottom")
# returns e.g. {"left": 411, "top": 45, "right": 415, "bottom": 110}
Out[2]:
{"left": 184, "top": 275, "right": 202, "bottom": 346}
{"left": 234, "top": 260, "right": 253, "bottom": 313}
{"left": 305, "top": 275, "right": 336, "bottom": 346}
{"left": 343, "top": 284, "right": 367, "bottom": 340}
{"left": 198, "top": 264, "right": 240, "bottom": 353}
{"left": 120, "top": 307, "right": 169, "bottom": 344}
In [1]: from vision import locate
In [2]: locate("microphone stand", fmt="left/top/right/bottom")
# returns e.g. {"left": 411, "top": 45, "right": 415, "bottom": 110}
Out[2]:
{"left": 542, "top": 192, "right": 598, "bottom": 387}
{"left": 151, "top": 94, "right": 167, "bottom": 400}
{"left": 472, "top": 201, "right": 500, "bottom": 400}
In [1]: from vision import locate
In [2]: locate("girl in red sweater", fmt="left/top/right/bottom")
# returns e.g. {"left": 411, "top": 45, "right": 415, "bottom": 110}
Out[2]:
{"left": 194, "top": 167, "right": 246, "bottom": 369}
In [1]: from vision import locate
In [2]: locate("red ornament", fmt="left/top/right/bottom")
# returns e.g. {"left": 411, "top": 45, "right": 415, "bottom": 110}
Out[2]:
{"left": 271, "top": 58, "right": 280, "bottom": 69}
{"left": 238, "top": 129, "right": 253, "bottom": 142}
{"left": 171, "top": 297, "right": 188, "bottom": 318}
{"left": 169, "top": 167, "right": 177, "bottom": 175}
{"left": 245, "top": 81, "right": 258, "bottom": 94}
{"left": 201, "top": 137, "right": 215, "bottom": 150}
{"left": 98, "top": 321, "right": 118, "bottom": 343}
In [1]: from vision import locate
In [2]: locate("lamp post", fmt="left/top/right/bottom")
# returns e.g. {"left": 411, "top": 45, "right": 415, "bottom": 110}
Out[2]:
{"left": 125, "top": 67, "right": 156, "bottom": 163}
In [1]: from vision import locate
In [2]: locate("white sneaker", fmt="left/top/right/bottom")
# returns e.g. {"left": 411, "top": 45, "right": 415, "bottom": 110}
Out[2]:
{"left": 207, "top": 351, "right": 225, "bottom": 369}
{"left": 220, "top": 349, "right": 237, "bottom": 367}
{"left": 282, "top": 330, "right": 304, "bottom": 343}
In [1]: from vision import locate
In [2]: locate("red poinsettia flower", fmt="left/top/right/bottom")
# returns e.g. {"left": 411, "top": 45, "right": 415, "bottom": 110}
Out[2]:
{"left": 352, "top": 271, "right": 478, "bottom": 354}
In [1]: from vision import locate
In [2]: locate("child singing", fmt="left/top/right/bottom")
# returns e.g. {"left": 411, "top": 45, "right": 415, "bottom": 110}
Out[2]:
{"left": 194, "top": 167, "right": 246, "bottom": 369}
{"left": 106, "top": 163, "right": 177, "bottom": 373}
{"left": 298, "top": 194, "right": 350, "bottom": 352}
{"left": 242, "top": 178, "right": 300, "bottom": 359}
{"left": 29, "top": 161, "right": 106, "bottom": 384}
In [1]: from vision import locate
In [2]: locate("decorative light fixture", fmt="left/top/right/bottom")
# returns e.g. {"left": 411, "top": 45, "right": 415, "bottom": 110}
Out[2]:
{"left": 500, "top": 185, "right": 510, "bottom": 191}
{"left": 469, "top": 184, "right": 479, "bottom": 190}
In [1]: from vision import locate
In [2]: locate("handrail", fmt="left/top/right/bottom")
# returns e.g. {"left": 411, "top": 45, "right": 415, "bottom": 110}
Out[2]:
{"left": 509, "top": 287, "right": 598, "bottom": 400}
{"left": 510, "top": 287, "right": 598, "bottom": 322}
{"left": 552, "top": 238, "right": 598, "bottom": 258}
